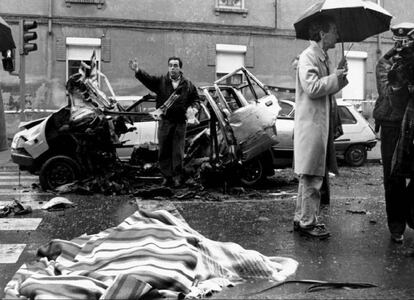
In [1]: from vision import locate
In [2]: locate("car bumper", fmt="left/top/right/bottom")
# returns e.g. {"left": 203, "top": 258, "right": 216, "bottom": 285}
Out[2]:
{"left": 11, "top": 148, "right": 35, "bottom": 168}
{"left": 365, "top": 139, "right": 377, "bottom": 150}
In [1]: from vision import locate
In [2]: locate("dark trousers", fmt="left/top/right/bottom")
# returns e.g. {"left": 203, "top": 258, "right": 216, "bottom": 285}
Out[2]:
{"left": 157, "top": 119, "right": 186, "bottom": 179}
{"left": 380, "top": 126, "right": 414, "bottom": 235}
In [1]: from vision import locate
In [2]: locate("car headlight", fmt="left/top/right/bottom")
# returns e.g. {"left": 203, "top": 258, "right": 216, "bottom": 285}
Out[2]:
{"left": 11, "top": 135, "right": 27, "bottom": 149}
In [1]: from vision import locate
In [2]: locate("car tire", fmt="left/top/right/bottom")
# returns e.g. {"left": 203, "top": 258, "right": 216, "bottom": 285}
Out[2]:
{"left": 39, "top": 155, "right": 81, "bottom": 191}
{"left": 344, "top": 144, "right": 367, "bottom": 167}
{"left": 240, "top": 158, "right": 264, "bottom": 186}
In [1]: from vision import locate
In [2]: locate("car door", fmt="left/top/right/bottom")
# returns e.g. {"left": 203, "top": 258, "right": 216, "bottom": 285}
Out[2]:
{"left": 117, "top": 98, "right": 158, "bottom": 159}
{"left": 334, "top": 104, "right": 361, "bottom": 153}
{"left": 273, "top": 100, "right": 294, "bottom": 152}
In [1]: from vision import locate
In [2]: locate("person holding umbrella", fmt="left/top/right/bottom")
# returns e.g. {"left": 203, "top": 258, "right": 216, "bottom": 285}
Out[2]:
{"left": 292, "top": 0, "right": 393, "bottom": 238}
{"left": 293, "top": 15, "right": 348, "bottom": 238}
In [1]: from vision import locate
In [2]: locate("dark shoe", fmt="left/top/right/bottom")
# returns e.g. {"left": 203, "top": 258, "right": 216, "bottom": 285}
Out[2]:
{"left": 293, "top": 221, "right": 300, "bottom": 231}
{"left": 391, "top": 233, "right": 404, "bottom": 244}
{"left": 298, "top": 224, "right": 330, "bottom": 239}
{"left": 162, "top": 177, "right": 173, "bottom": 187}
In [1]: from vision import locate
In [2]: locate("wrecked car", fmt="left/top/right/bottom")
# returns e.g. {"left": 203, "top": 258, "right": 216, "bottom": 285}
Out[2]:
{"left": 11, "top": 67, "right": 132, "bottom": 191}
{"left": 11, "top": 66, "right": 281, "bottom": 191}
{"left": 126, "top": 67, "right": 281, "bottom": 186}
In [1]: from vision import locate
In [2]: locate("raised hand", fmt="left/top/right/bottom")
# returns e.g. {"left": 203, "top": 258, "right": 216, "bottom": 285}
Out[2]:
{"left": 128, "top": 58, "right": 139, "bottom": 72}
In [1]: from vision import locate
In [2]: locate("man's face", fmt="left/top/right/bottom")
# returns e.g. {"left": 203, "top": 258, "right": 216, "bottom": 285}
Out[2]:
{"left": 322, "top": 23, "right": 339, "bottom": 50}
{"left": 168, "top": 59, "right": 181, "bottom": 79}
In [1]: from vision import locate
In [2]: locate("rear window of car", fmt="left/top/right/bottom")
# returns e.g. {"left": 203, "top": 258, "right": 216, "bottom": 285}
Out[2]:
{"left": 278, "top": 101, "right": 294, "bottom": 118}
{"left": 338, "top": 106, "right": 357, "bottom": 124}
{"left": 133, "top": 100, "right": 156, "bottom": 113}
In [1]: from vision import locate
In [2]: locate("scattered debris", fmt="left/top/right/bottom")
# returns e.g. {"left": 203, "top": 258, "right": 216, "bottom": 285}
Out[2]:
{"left": 230, "top": 187, "right": 246, "bottom": 195}
{"left": 174, "top": 191, "right": 198, "bottom": 200}
{"left": 0, "top": 200, "right": 32, "bottom": 217}
{"left": 14, "top": 201, "right": 32, "bottom": 215}
{"left": 268, "top": 191, "right": 297, "bottom": 198}
{"left": 133, "top": 187, "right": 174, "bottom": 199}
{"left": 41, "top": 197, "right": 76, "bottom": 211}
{"left": 346, "top": 208, "right": 367, "bottom": 214}
{"left": 257, "top": 216, "right": 270, "bottom": 222}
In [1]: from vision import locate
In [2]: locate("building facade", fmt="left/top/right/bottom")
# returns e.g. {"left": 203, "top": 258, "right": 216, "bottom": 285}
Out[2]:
{"left": 0, "top": 0, "right": 410, "bottom": 112}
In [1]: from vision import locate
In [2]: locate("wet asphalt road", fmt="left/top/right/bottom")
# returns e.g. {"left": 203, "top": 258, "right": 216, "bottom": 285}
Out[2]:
{"left": 1, "top": 162, "right": 414, "bottom": 299}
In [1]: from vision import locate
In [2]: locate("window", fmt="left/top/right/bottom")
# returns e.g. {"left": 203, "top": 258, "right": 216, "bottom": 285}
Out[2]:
{"left": 278, "top": 102, "right": 294, "bottom": 118}
{"left": 220, "top": 88, "right": 242, "bottom": 112}
{"left": 240, "top": 82, "right": 267, "bottom": 103}
{"left": 216, "top": 73, "right": 243, "bottom": 85}
{"left": 66, "top": 37, "right": 101, "bottom": 85}
{"left": 65, "top": 0, "right": 104, "bottom": 8}
{"left": 217, "top": 0, "right": 243, "bottom": 9}
{"left": 67, "top": 60, "right": 99, "bottom": 79}
{"left": 216, "top": 44, "right": 246, "bottom": 86}
{"left": 215, "top": 0, "right": 248, "bottom": 16}
{"left": 338, "top": 106, "right": 357, "bottom": 124}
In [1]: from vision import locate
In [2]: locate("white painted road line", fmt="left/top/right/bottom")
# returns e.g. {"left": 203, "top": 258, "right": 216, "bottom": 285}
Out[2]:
{"left": 0, "top": 218, "right": 42, "bottom": 231}
{"left": 0, "top": 244, "right": 26, "bottom": 264}
{"left": 0, "top": 191, "right": 51, "bottom": 196}
{"left": 0, "top": 176, "right": 37, "bottom": 180}
{"left": 0, "top": 182, "right": 37, "bottom": 187}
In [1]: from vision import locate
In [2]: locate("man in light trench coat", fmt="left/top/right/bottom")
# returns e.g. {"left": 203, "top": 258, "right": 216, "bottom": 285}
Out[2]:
{"left": 293, "top": 16, "right": 348, "bottom": 238}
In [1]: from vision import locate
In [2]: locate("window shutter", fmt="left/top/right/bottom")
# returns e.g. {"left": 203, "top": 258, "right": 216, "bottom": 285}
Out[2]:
{"left": 245, "top": 46, "right": 254, "bottom": 68}
{"left": 101, "top": 37, "right": 111, "bottom": 62}
{"left": 56, "top": 37, "right": 66, "bottom": 61}
{"left": 207, "top": 45, "right": 216, "bottom": 66}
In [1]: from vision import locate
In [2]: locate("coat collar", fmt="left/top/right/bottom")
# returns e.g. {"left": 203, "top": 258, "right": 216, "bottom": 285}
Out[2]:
{"left": 167, "top": 72, "right": 184, "bottom": 85}
{"left": 309, "top": 41, "right": 329, "bottom": 63}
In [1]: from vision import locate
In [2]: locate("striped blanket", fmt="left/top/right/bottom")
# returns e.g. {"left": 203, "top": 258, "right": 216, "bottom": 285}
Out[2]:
{"left": 5, "top": 209, "right": 298, "bottom": 299}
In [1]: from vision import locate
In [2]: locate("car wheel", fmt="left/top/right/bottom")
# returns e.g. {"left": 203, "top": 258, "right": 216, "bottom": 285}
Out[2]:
{"left": 240, "top": 158, "right": 263, "bottom": 186}
{"left": 344, "top": 145, "right": 367, "bottom": 167}
{"left": 39, "top": 155, "right": 81, "bottom": 191}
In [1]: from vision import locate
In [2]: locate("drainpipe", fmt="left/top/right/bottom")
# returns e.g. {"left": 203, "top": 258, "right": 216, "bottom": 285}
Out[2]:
{"left": 376, "top": 0, "right": 382, "bottom": 60}
{"left": 46, "top": 0, "right": 53, "bottom": 105}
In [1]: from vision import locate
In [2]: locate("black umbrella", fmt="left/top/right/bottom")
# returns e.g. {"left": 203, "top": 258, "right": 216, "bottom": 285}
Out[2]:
{"left": 294, "top": 0, "right": 393, "bottom": 43}
{"left": 0, "top": 16, "right": 16, "bottom": 52}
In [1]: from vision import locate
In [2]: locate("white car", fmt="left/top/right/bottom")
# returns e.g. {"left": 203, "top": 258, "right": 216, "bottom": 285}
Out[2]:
{"left": 273, "top": 99, "right": 377, "bottom": 167}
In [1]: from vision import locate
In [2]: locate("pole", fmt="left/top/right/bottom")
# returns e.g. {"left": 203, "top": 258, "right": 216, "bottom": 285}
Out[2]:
{"left": 19, "top": 20, "right": 26, "bottom": 122}
{"left": 19, "top": 51, "right": 26, "bottom": 122}
{"left": 0, "top": 86, "right": 8, "bottom": 150}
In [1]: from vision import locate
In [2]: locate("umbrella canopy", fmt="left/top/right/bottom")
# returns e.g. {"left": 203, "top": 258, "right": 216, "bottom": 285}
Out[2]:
{"left": 294, "top": 0, "right": 393, "bottom": 43}
{"left": 0, "top": 16, "right": 15, "bottom": 52}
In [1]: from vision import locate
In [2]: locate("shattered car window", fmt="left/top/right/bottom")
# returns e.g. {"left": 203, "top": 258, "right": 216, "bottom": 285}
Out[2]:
{"left": 240, "top": 82, "right": 267, "bottom": 103}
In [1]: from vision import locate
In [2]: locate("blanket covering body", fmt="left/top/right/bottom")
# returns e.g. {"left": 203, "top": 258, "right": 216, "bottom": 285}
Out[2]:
{"left": 5, "top": 209, "right": 298, "bottom": 299}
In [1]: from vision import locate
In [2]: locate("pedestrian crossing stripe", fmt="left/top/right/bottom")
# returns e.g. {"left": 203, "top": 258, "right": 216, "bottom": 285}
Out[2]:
{"left": 0, "top": 191, "right": 51, "bottom": 196}
{"left": 0, "top": 182, "right": 37, "bottom": 187}
{"left": 0, "top": 218, "right": 42, "bottom": 231}
{"left": 0, "top": 172, "right": 38, "bottom": 177}
{"left": 0, "top": 244, "right": 26, "bottom": 264}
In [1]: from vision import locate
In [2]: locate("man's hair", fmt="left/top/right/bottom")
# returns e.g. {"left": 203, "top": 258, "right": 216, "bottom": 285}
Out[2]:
{"left": 308, "top": 16, "right": 336, "bottom": 42}
{"left": 168, "top": 56, "right": 183, "bottom": 68}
